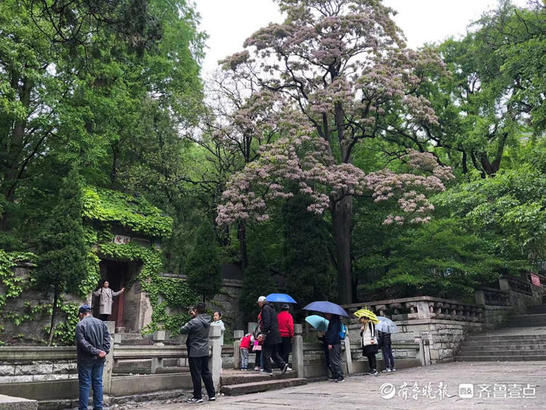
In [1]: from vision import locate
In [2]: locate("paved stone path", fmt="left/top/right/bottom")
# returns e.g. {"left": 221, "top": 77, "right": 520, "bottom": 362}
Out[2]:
{"left": 124, "top": 361, "right": 546, "bottom": 410}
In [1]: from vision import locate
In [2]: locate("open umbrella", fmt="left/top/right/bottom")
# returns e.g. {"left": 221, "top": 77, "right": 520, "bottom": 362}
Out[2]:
{"left": 354, "top": 308, "right": 379, "bottom": 323}
{"left": 376, "top": 316, "right": 398, "bottom": 334}
{"left": 266, "top": 293, "right": 297, "bottom": 304}
{"left": 303, "top": 301, "right": 349, "bottom": 317}
{"left": 305, "top": 315, "right": 329, "bottom": 332}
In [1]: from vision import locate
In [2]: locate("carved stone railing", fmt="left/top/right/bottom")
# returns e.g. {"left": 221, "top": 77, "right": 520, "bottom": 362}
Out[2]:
{"left": 475, "top": 287, "right": 511, "bottom": 306}
{"left": 501, "top": 276, "right": 533, "bottom": 296}
{"left": 342, "top": 296, "right": 484, "bottom": 323}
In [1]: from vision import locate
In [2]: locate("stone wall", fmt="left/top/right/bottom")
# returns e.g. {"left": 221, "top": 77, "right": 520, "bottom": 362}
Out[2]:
{"left": 1, "top": 264, "right": 86, "bottom": 345}
{"left": 208, "top": 278, "right": 244, "bottom": 341}
{"left": 343, "top": 296, "right": 485, "bottom": 365}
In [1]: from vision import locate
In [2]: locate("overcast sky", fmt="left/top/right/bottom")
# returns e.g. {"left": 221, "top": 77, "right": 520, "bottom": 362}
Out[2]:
{"left": 195, "top": 0, "right": 530, "bottom": 78}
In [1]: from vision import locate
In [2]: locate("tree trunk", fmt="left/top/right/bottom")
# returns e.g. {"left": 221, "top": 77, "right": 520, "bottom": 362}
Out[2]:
{"left": 48, "top": 287, "right": 59, "bottom": 346}
{"left": 237, "top": 221, "right": 248, "bottom": 270}
{"left": 331, "top": 195, "right": 353, "bottom": 304}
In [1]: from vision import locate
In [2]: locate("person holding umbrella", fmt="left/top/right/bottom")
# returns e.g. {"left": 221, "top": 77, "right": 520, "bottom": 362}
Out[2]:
{"left": 303, "top": 301, "right": 349, "bottom": 382}
{"left": 358, "top": 313, "right": 379, "bottom": 376}
{"left": 377, "top": 316, "right": 398, "bottom": 372}
{"left": 324, "top": 313, "right": 344, "bottom": 383}
{"left": 257, "top": 296, "right": 290, "bottom": 375}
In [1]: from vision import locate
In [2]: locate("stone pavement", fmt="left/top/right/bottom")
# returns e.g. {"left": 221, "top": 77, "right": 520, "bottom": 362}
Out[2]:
{"left": 123, "top": 361, "right": 546, "bottom": 410}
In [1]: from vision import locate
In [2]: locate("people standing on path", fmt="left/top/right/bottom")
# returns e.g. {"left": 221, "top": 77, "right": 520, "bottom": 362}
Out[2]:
{"left": 180, "top": 302, "right": 216, "bottom": 403}
{"left": 257, "top": 296, "right": 290, "bottom": 375}
{"left": 277, "top": 304, "right": 294, "bottom": 364}
{"left": 324, "top": 313, "right": 344, "bottom": 382}
{"left": 75, "top": 304, "right": 110, "bottom": 410}
{"left": 239, "top": 333, "right": 253, "bottom": 370}
{"left": 378, "top": 329, "right": 395, "bottom": 372}
{"left": 360, "top": 317, "right": 379, "bottom": 375}
{"left": 93, "top": 280, "right": 125, "bottom": 321}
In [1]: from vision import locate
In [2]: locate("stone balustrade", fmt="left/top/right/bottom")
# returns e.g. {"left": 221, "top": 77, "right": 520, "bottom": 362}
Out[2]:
{"left": 475, "top": 287, "right": 511, "bottom": 307}
{"left": 0, "top": 325, "right": 224, "bottom": 402}
{"left": 342, "top": 296, "right": 484, "bottom": 323}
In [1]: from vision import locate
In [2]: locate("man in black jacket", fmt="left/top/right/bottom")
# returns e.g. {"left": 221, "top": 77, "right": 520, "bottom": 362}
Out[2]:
{"left": 324, "top": 313, "right": 344, "bottom": 382}
{"left": 75, "top": 304, "right": 111, "bottom": 410}
{"left": 257, "top": 296, "right": 290, "bottom": 375}
{"left": 180, "top": 303, "right": 216, "bottom": 403}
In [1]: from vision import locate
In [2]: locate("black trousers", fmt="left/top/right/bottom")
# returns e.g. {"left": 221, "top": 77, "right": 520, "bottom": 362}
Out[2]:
{"left": 365, "top": 352, "right": 377, "bottom": 371}
{"left": 262, "top": 344, "right": 285, "bottom": 373}
{"left": 188, "top": 356, "right": 215, "bottom": 399}
{"left": 381, "top": 342, "right": 395, "bottom": 369}
{"left": 99, "top": 314, "right": 109, "bottom": 321}
{"left": 278, "top": 337, "right": 292, "bottom": 363}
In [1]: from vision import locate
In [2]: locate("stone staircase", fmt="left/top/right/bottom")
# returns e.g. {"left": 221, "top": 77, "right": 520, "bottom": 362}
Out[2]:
{"left": 456, "top": 305, "right": 546, "bottom": 362}
{"left": 220, "top": 369, "right": 306, "bottom": 396}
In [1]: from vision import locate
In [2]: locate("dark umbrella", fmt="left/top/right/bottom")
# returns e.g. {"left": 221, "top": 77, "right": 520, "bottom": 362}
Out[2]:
{"left": 266, "top": 293, "right": 297, "bottom": 304}
{"left": 303, "top": 301, "right": 349, "bottom": 317}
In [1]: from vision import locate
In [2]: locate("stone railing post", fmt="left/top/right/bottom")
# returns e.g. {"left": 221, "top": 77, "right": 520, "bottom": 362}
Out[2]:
{"left": 209, "top": 325, "right": 222, "bottom": 392}
{"left": 475, "top": 290, "right": 486, "bottom": 305}
{"left": 414, "top": 331, "right": 431, "bottom": 367}
{"left": 233, "top": 330, "right": 244, "bottom": 369}
{"left": 292, "top": 324, "right": 304, "bottom": 378}
{"left": 416, "top": 301, "right": 432, "bottom": 319}
{"left": 103, "top": 321, "right": 115, "bottom": 394}
{"left": 499, "top": 277, "right": 510, "bottom": 291}
{"left": 151, "top": 330, "right": 166, "bottom": 373}
{"left": 247, "top": 322, "right": 257, "bottom": 334}
{"left": 343, "top": 333, "right": 353, "bottom": 375}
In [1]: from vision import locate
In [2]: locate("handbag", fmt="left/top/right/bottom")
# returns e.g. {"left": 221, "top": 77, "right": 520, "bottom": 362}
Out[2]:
{"left": 363, "top": 344, "right": 379, "bottom": 355}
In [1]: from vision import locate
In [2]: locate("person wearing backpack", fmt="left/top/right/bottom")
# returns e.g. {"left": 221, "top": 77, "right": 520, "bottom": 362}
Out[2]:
{"left": 324, "top": 313, "right": 344, "bottom": 383}
{"left": 360, "top": 317, "right": 379, "bottom": 376}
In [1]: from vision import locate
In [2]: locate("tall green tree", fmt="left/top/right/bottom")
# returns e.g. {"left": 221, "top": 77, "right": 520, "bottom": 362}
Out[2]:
{"left": 185, "top": 221, "right": 222, "bottom": 302}
{"left": 33, "top": 167, "right": 87, "bottom": 345}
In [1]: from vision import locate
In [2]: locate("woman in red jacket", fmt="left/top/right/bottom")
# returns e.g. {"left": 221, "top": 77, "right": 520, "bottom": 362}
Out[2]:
{"left": 277, "top": 304, "right": 294, "bottom": 363}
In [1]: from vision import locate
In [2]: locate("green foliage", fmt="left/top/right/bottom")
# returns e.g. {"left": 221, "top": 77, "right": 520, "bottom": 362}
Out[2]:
{"left": 436, "top": 165, "right": 546, "bottom": 263}
{"left": 47, "top": 302, "right": 82, "bottom": 346}
{"left": 239, "top": 226, "right": 279, "bottom": 323}
{"left": 185, "top": 221, "right": 222, "bottom": 301}
{"left": 357, "top": 218, "right": 508, "bottom": 301}
{"left": 82, "top": 186, "right": 173, "bottom": 237}
{"left": 281, "top": 194, "right": 336, "bottom": 312}
{"left": 0, "top": 250, "right": 36, "bottom": 311}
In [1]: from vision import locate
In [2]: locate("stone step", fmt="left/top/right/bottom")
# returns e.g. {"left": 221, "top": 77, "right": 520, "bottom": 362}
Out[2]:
{"left": 527, "top": 305, "right": 546, "bottom": 314}
{"left": 466, "top": 334, "right": 545, "bottom": 342}
{"left": 456, "top": 354, "right": 546, "bottom": 362}
{"left": 505, "top": 313, "right": 546, "bottom": 322}
{"left": 460, "top": 344, "right": 546, "bottom": 351}
{"left": 220, "top": 378, "right": 307, "bottom": 396}
{"left": 504, "top": 321, "right": 546, "bottom": 327}
{"left": 0, "top": 394, "right": 38, "bottom": 410}
{"left": 220, "top": 372, "right": 293, "bottom": 385}
{"left": 459, "top": 349, "right": 546, "bottom": 356}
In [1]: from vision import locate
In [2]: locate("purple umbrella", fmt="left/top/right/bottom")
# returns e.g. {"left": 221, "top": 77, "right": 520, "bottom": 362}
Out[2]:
{"left": 303, "top": 301, "right": 349, "bottom": 317}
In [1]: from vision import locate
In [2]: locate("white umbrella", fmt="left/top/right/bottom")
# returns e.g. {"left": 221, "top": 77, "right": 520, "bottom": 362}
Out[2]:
{"left": 376, "top": 316, "right": 398, "bottom": 334}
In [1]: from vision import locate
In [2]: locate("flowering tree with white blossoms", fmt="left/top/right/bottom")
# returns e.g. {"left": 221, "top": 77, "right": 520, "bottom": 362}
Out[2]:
{"left": 215, "top": 0, "right": 453, "bottom": 303}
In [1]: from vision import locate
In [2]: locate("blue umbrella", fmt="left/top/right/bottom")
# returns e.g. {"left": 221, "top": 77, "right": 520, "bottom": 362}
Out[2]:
{"left": 305, "top": 315, "right": 329, "bottom": 332}
{"left": 303, "top": 301, "right": 349, "bottom": 317}
{"left": 266, "top": 293, "right": 297, "bottom": 304}
{"left": 376, "top": 316, "right": 398, "bottom": 334}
